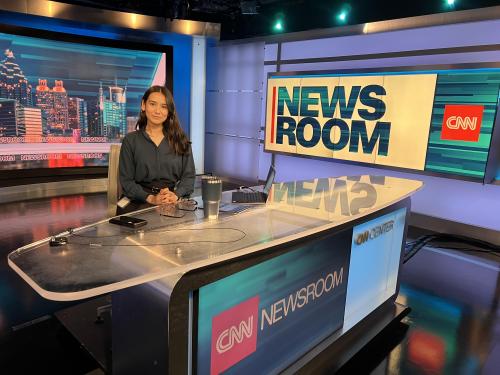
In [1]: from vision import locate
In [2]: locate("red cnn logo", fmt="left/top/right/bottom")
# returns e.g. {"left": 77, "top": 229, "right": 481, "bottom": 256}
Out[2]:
{"left": 210, "top": 296, "right": 260, "bottom": 375}
{"left": 441, "top": 104, "right": 483, "bottom": 142}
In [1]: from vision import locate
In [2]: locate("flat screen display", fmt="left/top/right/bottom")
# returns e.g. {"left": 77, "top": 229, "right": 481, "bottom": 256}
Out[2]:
{"left": 0, "top": 29, "right": 171, "bottom": 172}
{"left": 265, "top": 69, "right": 500, "bottom": 180}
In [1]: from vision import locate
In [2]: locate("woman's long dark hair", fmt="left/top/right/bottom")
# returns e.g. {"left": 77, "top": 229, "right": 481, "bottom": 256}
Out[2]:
{"left": 136, "top": 86, "right": 190, "bottom": 155}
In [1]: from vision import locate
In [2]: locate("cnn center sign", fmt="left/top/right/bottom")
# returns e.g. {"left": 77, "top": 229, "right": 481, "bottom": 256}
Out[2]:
{"left": 264, "top": 72, "right": 444, "bottom": 171}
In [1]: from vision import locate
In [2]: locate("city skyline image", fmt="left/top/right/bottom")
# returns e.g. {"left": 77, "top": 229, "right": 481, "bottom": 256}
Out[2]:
{"left": 0, "top": 31, "right": 166, "bottom": 169}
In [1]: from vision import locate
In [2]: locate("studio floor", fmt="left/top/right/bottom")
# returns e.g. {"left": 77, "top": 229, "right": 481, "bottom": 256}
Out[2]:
{"left": 0, "top": 189, "right": 499, "bottom": 374}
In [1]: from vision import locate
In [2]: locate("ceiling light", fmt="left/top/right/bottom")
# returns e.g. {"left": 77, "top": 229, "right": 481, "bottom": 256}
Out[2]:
{"left": 273, "top": 20, "right": 283, "bottom": 32}
{"left": 336, "top": 4, "right": 351, "bottom": 24}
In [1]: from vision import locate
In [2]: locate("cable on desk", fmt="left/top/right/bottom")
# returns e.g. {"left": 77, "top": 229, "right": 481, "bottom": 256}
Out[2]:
{"left": 423, "top": 244, "right": 500, "bottom": 258}
{"left": 72, "top": 224, "right": 241, "bottom": 239}
{"left": 69, "top": 227, "right": 247, "bottom": 247}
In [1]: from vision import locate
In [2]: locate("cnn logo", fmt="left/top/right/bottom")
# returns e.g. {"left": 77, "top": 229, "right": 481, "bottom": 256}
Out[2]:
{"left": 441, "top": 104, "right": 483, "bottom": 142}
{"left": 355, "top": 231, "right": 369, "bottom": 245}
{"left": 216, "top": 316, "right": 254, "bottom": 354}
{"left": 211, "top": 296, "right": 259, "bottom": 375}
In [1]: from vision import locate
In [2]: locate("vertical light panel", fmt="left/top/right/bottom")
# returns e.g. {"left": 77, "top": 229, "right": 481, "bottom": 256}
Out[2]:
{"left": 204, "top": 41, "right": 265, "bottom": 181}
{"left": 344, "top": 208, "right": 407, "bottom": 331}
{"left": 258, "top": 64, "right": 277, "bottom": 181}
{"left": 191, "top": 36, "right": 206, "bottom": 174}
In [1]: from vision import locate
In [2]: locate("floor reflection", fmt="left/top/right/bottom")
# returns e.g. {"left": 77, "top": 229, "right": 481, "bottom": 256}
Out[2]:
{"left": 386, "top": 246, "right": 500, "bottom": 375}
{"left": 394, "top": 286, "right": 478, "bottom": 374}
{"left": 338, "top": 244, "right": 500, "bottom": 375}
{"left": 0, "top": 193, "right": 109, "bottom": 338}
{"left": 0, "top": 193, "right": 109, "bottom": 251}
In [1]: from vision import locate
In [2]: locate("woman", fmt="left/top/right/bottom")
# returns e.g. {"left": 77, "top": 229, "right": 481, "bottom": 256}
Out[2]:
{"left": 117, "top": 85, "right": 195, "bottom": 214}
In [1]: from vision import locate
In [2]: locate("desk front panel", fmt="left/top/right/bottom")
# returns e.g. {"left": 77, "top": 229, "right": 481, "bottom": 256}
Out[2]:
{"left": 194, "top": 206, "right": 407, "bottom": 375}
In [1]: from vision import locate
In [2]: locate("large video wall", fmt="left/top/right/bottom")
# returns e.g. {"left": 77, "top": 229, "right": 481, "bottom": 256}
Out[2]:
{"left": 0, "top": 29, "right": 171, "bottom": 171}
{"left": 265, "top": 69, "right": 500, "bottom": 180}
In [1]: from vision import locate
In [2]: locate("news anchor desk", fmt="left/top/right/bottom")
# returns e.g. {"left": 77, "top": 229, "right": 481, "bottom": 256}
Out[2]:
{"left": 8, "top": 175, "right": 422, "bottom": 374}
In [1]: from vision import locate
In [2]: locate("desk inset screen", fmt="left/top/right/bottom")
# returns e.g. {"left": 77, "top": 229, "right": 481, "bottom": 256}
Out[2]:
{"left": 0, "top": 30, "right": 170, "bottom": 170}
{"left": 265, "top": 70, "right": 500, "bottom": 179}
{"left": 196, "top": 207, "right": 407, "bottom": 374}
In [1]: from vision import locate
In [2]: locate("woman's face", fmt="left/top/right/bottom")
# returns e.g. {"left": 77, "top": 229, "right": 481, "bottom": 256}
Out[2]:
{"left": 141, "top": 91, "right": 169, "bottom": 127}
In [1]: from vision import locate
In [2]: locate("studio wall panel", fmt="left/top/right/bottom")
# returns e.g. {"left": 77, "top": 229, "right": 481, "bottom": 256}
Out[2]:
{"left": 205, "top": 91, "right": 262, "bottom": 138}
{"left": 205, "top": 41, "right": 265, "bottom": 181}
{"left": 206, "top": 42, "right": 265, "bottom": 91}
{"left": 280, "top": 19, "right": 500, "bottom": 61}
{"left": 205, "top": 133, "right": 260, "bottom": 182}
{"left": 264, "top": 43, "right": 278, "bottom": 62}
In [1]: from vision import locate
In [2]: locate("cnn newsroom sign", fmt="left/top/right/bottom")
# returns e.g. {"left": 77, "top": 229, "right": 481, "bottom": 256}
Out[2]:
{"left": 196, "top": 229, "right": 353, "bottom": 375}
{"left": 265, "top": 72, "right": 487, "bottom": 172}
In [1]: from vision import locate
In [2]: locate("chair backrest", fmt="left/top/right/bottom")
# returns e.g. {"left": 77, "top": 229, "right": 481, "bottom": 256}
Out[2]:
{"left": 107, "top": 144, "right": 122, "bottom": 208}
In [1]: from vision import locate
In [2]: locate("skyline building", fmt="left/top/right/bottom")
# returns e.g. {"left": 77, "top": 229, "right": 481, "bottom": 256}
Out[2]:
{"left": 16, "top": 105, "right": 43, "bottom": 137}
{"left": 35, "top": 79, "right": 71, "bottom": 132}
{"left": 35, "top": 79, "right": 55, "bottom": 131}
{"left": 87, "top": 98, "right": 100, "bottom": 137}
{"left": 68, "top": 97, "right": 89, "bottom": 136}
{"left": 98, "top": 82, "right": 127, "bottom": 138}
{"left": 0, "top": 49, "right": 33, "bottom": 106}
{"left": 72, "top": 128, "right": 81, "bottom": 143}
{"left": 0, "top": 98, "right": 23, "bottom": 137}
{"left": 52, "top": 80, "right": 69, "bottom": 130}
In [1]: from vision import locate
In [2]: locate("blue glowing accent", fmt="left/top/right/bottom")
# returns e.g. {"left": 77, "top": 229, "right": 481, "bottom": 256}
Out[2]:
{"left": 399, "top": 285, "right": 462, "bottom": 318}
{"left": 269, "top": 68, "right": 500, "bottom": 80}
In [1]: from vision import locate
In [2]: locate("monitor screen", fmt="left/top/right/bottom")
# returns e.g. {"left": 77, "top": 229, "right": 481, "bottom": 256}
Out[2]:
{"left": 264, "top": 68, "right": 500, "bottom": 181}
{"left": 0, "top": 26, "right": 172, "bottom": 178}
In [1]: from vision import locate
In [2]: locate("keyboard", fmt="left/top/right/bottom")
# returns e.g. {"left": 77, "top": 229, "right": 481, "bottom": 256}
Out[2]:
{"left": 231, "top": 191, "right": 268, "bottom": 204}
{"left": 219, "top": 204, "right": 252, "bottom": 215}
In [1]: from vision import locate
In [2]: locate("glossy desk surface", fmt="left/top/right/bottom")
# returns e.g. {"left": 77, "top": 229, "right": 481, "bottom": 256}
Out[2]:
{"left": 8, "top": 175, "right": 422, "bottom": 301}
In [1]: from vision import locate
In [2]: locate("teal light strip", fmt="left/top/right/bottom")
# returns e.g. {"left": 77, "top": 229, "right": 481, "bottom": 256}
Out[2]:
{"left": 269, "top": 68, "right": 500, "bottom": 79}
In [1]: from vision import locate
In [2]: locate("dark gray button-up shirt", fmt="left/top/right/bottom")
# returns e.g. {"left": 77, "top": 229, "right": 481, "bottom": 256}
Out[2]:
{"left": 119, "top": 130, "right": 195, "bottom": 202}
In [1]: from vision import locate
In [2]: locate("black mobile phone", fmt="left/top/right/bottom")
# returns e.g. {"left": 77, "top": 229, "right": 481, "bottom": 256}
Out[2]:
{"left": 109, "top": 216, "right": 148, "bottom": 228}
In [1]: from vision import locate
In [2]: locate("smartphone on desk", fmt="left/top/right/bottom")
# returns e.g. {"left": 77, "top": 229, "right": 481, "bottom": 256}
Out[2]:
{"left": 109, "top": 216, "right": 147, "bottom": 228}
